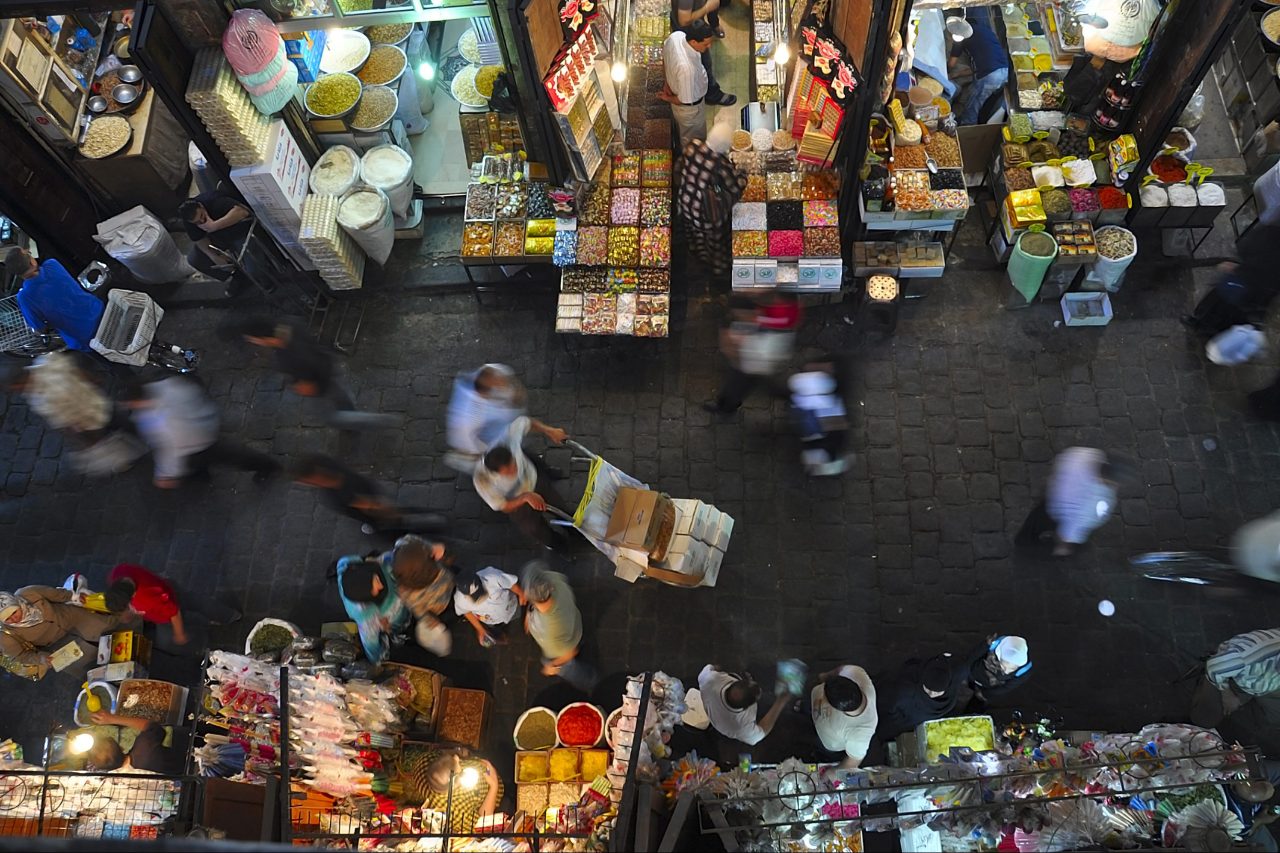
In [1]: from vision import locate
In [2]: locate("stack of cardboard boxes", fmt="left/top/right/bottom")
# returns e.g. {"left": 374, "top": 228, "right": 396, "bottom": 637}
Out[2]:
{"left": 606, "top": 488, "right": 733, "bottom": 587}
{"left": 88, "top": 629, "right": 151, "bottom": 683}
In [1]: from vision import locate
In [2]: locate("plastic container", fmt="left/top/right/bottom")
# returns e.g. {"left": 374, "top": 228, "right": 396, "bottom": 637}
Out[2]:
{"left": 74, "top": 681, "right": 119, "bottom": 726}
{"left": 116, "top": 679, "right": 188, "bottom": 727}
{"left": 915, "top": 715, "right": 996, "bottom": 763}
{"left": 1008, "top": 231, "right": 1058, "bottom": 303}
{"left": 90, "top": 289, "right": 163, "bottom": 367}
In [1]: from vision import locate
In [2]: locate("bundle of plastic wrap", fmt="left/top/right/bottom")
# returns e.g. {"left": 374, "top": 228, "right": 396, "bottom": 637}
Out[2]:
{"left": 185, "top": 48, "right": 273, "bottom": 167}
{"left": 288, "top": 671, "right": 372, "bottom": 797}
{"left": 299, "top": 194, "right": 366, "bottom": 290}
{"left": 221, "top": 9, "right": 299, "bottom": 115}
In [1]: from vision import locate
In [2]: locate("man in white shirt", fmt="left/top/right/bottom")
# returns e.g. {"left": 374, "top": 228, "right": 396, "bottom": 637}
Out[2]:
{"left": 697, "top": 665, "right": 796, "bottom": 746}
{"left": 661, "top": 23, "right": 718, "bottom": 146}
{"left": 810, "top": 665, "right": 877, "bottom": 769}
{"left": 1015, "top": 447, "right": 1133, "bottom": 556}
{"left": 473, "top": 416, "right": 570, "bottom": 548}
{"left": 454, "top": 567, "right": 525, "bottom": 648}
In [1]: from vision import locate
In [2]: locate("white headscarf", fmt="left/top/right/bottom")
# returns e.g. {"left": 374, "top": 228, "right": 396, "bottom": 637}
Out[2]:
{"left": 0, "top": 592, "right": 43, "bottom": 629}
{"left": 707, "top": 121, "right": 735, "bottom": 155}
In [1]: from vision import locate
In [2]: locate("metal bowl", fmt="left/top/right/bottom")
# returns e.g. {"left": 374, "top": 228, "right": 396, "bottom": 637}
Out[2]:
{"left": 87, "top": 95, "right": 109, "bottom": 114}
{"left": 111, "top": 82, "right": 140, "bottom": 105}
{"left": 117, "top": 65, "right": 143, "bottom": 84}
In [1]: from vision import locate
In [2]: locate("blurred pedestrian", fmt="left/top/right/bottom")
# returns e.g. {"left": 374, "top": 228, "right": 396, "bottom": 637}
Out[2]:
{"left": 294, "top": 455, "right": 445, "bottom": 537}
{"left": 675, "top": 121, "right": 747, "bottom": 277}
{"left": 0, "top": 586, "right": 126, "bottom": 680}
{"left": 446, "top": 364, "right": 567, "bottom": 476}
{"left": 704, "top": 293, "right": 802, "bottom": 414}
{"left": 388, "top": 535, "right": 455, "bottom": 657}
{"left": 789, "top": 355, "right": 852, "bottom": 476}
{"left": 474, "top": 417, "right": 570, "bottom": 549}
{"left": 522, "top": 561, "right": 596, "bottom": 692}
{"left": 1015, "top": 447, "right": 1133, "bottom": 556}
{"left": 1184, "top": 224, "right": 1280, "bottom": 338}
{"left": 123, "top": 375, "right": 278, "bottom": 489}
{"left": 875, "top": 653, "right": 968, "bottom": 741}
{"left": 4, "top": 247, "right": 103, "bottom": 352}
{"left": 1193, "top": 627, "right": 1280, "bottom": 727}
{"left": 453, "top": 566, "right": 524, "bottom": 648}
{"left": 962, "top": 635, "right": 1032, "bottom": 707}
{"left": 103, "top": 563, "right": 241, "bottom": 647}
{"left": 810, "top": 665, "right": 877, "bottom": 769}
{"left": 698, "top": 665, "right": 795, "bottom": 746}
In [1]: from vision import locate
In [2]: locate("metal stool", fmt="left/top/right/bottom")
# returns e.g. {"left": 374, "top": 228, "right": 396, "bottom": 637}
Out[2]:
{"left": 862, "top": 274, "right": 901, "bottom": 334}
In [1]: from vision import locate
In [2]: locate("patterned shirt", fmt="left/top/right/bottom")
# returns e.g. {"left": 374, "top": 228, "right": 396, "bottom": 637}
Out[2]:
{"left": 1206, "top": 628, "right": 1280, "bottom": 697}
{"left": 26, "top": 352, "right": 110, "bottom": 433}
{"left": 676, "top": 141, "right": 747, "bottom": 229}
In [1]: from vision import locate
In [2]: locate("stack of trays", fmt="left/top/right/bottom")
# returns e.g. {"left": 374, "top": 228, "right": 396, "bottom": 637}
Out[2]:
{"left": 186, "top": 48, "right": 273, "bottom": 167}
{"left": 299, "top": 195, "right": 366, "bottom": 290}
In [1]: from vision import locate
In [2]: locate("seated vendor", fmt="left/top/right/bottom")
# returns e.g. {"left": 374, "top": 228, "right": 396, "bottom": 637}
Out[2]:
{"left": 179, "top": 191, "right": 253, "bottom": 293}
{"left": 84, "top": 710, "right": 185, "bottom": 775}
{"left": 398, "top": 747, "right": 501, "bottom": 834}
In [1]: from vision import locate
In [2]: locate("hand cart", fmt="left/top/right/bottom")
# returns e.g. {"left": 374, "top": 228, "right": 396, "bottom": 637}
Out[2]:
{"left": 545, "top": 440, "right": 647, "bottom": 565}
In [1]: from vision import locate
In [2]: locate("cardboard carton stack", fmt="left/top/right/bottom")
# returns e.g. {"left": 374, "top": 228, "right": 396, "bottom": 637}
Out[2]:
{"left": 606, "top": 488, "right": 732, "bottom": 586}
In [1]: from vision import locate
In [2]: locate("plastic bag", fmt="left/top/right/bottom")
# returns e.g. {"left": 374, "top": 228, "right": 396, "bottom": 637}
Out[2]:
{"left": 1178, "top": 83, "right": 1205, "bottom": 131}
{"left": 337, "top": 187, "right": 395, "bottom": 265}
{"left": 414, "top": 618, "right": 452, "bottom": 656}
{"left": 222, "top": 9, "right": 282, "bottom": 77}
{"left": 360, "top": 144, "right": 414, "bottom": 217}
{"left": 93, "top": 206, "right": 195, "bottom": 284}
{"left": 310, "top": 145, "right": 361, "bottom": 196}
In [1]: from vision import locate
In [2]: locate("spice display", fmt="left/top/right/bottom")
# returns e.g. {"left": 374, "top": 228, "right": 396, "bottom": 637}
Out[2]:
{"left": 929, "top": 169, "right": 965, "bottom": 190}
{"left": 638, "top": 269, "right": 669, "bottom": 293}
{"left": 527, "top": 183, "right": 556, "bottom": 218}
{"left": 552, "top": 230, "right": 577, "bottom": 266}
{"left": 1060, "top": 158, "right": 1097, "bottom": 186}
{"left": 557, "top": 705, "right": 604, "bottom": 746}
{"left": 1199, "top": 183, "right": 1226, "bottom": 206}
{"left": 930, "top": 189, "right": 968, "bottom": 211}
{"left": 580, "top": 183, "right": 611, "bottom": 225}
{"left": 351, "top": 85, "right": 396, "bottom": 129}
{"left": 1056, "top": 131, "right": 1091, "bottom": 159}
{"left": 741, "top": 175, "right": 768, "bottom": 202}
{"left": 1004, "top": 167, "right": 1035, "bottom": 191}
{"left": 365, "top": 23, "right": 412, "bottom": 44}
{"left": 611, "top": 188, "right": 641, "bottom": 224}
{"left": 1069, "top": 188, "right": 1100, "bottom": 215}
{"left": 766, "top": 172, "right": 802, "bottom": 200}
{"left": 611, "top": 154, "right": 641, "bottom": 186}
{"left": 922, "top": 717, "right": 996, "bottom": 760}
{"left": 925, "top": 132, "right": 961, "bottom": 167}
{"left": 517, "top": 784, "right": 549, "bottom": 815}
{"left": 117, "top": 680, "right": 181, "bottom": 724}
{"left": 249, "top": 623, "right": 296, "bottom": 656}
{"left": 640, "top": 189, "right": 671, "bottom": 226}
{"left": 358, "top": 46, "right": 406, "bottom": 85}
{"left": 493, "top": 184, "right": 526, "bottom": 219}
{"left": 1009, "top": 112, "right": 1033, "bottom": 139}
{"left": 1031, "top": 111, "right": 1065, "bottom": 131}
{"left": 1098, "top": 186, "right": 1128, "bottom": 210}
{"left": 465, "top": 184, "right": 495, "bottom": 220}
{"left": 451, "top": 66, "right": 486, "bottom": 106}
{"left": 438, "top": 688, "right": 487, "bottom": 747}
{"left": 306, "top": 73, "right": 361, "bottom": 116}
{"left": 580, "top": 749, "right": 608, "bottom": 780}
{"left": 1139, "top": 184, "right": 1168, "bottom": 208}
{"left": 642, "top": 149, "right": 672, "bottom": 186}
{"left": 462, "top": 223, "right": 494, "bottom": 256}
{"left": 733, "top": 230, "right": 768, "bottom": 257}
{"left": 639, "top": 228, "right": 670, "bottom": 267}
{"left": 1002, "top": 143, "right": 1029, "bottom": 167}
{"left": 517, "top": 752, "right": 550, "bottom": 782}
{"left": 1040, "top": 188, "right": 1072, "bottom": 219}
{"left": 549, "top": 748, "right": 579, "bottom": 781}
{"left": 732, "top": 129, "right": 753, "bottom": 151}
{"left": 895, "top": 145, "right": 927, "bottom": 168}
{"left": 576, "top": 227, "right": 609, "bottom": 265}
{"left": 769, "top": 230, "right": 804, "bottom": 257}
{"left": 1031, "top": 165, "right": 1064, "bottom": 187}
{"left": 1025, "top": 140, "right": 1059, "bottom": 163}
{"left": 767, "top": 201, "right": 803, "bottom": 230}
{"left": 804, "top": 227, "right": 840, "bottom": 256}
{"left": 803, "top": 200, "right": 838, "bottom": 227}
{"left": 1095, "top": 226, "right": 1136, "bottom": 259}
{"left": 495, "top": 221, "right": 526, "bottom": 256}
{"left": 732, "top": 202, "right": 766, "bottom": 231}
{"left": 1167, "top": 183, "right": 1198, "bottom": 207}
{"left": 608, "top": 227, "right": 639, "bottom": 266}
{"left": 1165, "top": 128, "right": 1193, "bottom": 154}
{"left": 526, "top": 218, "right": 556, "bottom": 238}
{"left": 801, "top": 172, "right": 839, "bottom": 199}
{"left": 1150, "top": 155, "right": 1187, "bottom": 183}
{"left": 515, "top": 707, "right": 558, "bottom": 749}
{"left": 1019, "top": 231, "right": 1057, "bottom": 258}
{"left": 80, "top": 116, "right": 131, "bottom": 159}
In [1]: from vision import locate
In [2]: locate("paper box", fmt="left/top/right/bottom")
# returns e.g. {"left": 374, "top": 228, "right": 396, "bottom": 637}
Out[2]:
{"left": 98, "top": 631, "right": 152, "bottom": 666}
{"left": 673, "top": 499, "right": 699, "bottom": 536}
{"left": 754, "top": 260, "right": 778, "bottom": 283}
{"left": 703, "top": 547, "right": 725, "bottom": 586}
{"left": 690, "top": 503, "right": 720, "bottom": 543}
{"left": 664, "top": 539, "right": 711, "bottom": 575}
{"left": 229, "top": 120, "right": 310, "bottom": 217}
{"left": 87, "top": 661, "right": 148, "bottom": 683}
{"left": 710, "top": 513, "right": 735, "bottom": 551}
{"left": 605, "top": 488, "right": 675, "bottom": 556}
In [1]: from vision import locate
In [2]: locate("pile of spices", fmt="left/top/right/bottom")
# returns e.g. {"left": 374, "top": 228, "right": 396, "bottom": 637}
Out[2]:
{"left": 515, "top": 708, "right": 558, "bottom": 749}
{"left": 1098, "top": 186, "right": 1128, "bottom": 209}
{"left": 557, "top": 705, "right": 603, "bottom": 746}
{"left": 1150, "top": 155, "right": 1187, "bottom": 183}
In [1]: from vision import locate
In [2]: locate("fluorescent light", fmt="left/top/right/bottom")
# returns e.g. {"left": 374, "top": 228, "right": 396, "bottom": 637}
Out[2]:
{"left": 69, "top": 733, "right": 95, "bottom": 755}
{"left": 773, "top": 42, "right": 790, "bottom": 65}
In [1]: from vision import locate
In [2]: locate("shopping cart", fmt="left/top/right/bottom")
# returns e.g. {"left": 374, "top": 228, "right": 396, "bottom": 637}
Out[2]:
{"left": 545, "top": 440, "right": 646, "bottom": 563}
{"left": 89, "top": 289, "right": 198, "bottom": 373}
{"left": 0, "top": 295, "right": 57, "bottom": 357}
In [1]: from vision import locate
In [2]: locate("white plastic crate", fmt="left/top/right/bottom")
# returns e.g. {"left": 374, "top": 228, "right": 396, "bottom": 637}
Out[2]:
{"left": 91, "top": 289, "right": 163, "bottom": 366}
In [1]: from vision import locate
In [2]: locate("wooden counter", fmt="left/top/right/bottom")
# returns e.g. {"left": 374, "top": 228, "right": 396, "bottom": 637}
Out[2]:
{"left": 75, "top": 87, "right": 191, "bottom": 216}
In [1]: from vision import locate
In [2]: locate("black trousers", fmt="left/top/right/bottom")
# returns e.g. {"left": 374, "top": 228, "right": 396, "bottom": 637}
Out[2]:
{"left": 510, "top": 465, "right": 570, "bottom": 547}
{"left": 700, "top": 49, "right": 724, "bottom": 102}
{"left": 1015, "top": 500, "right": 1054, "bottom": 546}
{"left": 1187, "top": 288, "right": 1248, "bottom": 338}
{"left": 713, "top": 368, "right": 763, "bottom": 413}
{"left": 188, "top": 439, "right": 278, "bottom": 478}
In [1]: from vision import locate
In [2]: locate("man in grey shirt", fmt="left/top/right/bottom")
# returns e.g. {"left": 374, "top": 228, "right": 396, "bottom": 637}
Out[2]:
{"left": 523, "top": 562, "right": 596, "bottom": 693}
{"left": 1015, "top": 447, "right": 1133, "bottom": 556}
{"left": 671, "top": 3, "right": 735, "bottom": 106}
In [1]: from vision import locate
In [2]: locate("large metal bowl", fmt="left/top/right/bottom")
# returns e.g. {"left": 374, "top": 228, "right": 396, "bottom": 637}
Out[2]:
{"left": 1264, "top": 7, "right": 1280, "bottom": 49}
{"left": 117, "top": 65, "right": 143, "bottom": 84}
{"left": 111, "top": 82, "right": 140, "bottom": 105}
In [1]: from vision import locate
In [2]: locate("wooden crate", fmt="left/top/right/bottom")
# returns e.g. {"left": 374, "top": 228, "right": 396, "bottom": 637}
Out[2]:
{"left": 436, "top": 687, "right": 491, "bottom": 749}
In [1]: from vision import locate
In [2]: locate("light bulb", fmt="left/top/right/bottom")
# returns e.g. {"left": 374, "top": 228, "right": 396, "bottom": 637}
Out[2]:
{"left": 773, "top": 42, "right": 790, "bottom": 66}
{"left": 610, "top": 61, "right": 627, "bottom": 82}
{"left": 418, "top": 61, "right": 436, "bottom": 81}
{"left": 459, "top": 766, "right": 480, "bottom": 789}
{"left": 69, "top": 733, "right": 95, "bottom": 755}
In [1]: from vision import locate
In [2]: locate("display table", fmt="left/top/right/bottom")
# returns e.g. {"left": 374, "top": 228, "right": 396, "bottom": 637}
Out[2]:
{"left": 75, "top": 89, "right": 190, "bottom": 217}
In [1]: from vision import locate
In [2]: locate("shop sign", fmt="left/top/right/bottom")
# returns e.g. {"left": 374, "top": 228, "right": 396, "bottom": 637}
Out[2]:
{"left": 559, "top": 0, "right": 599, "bottom": 39}
{"left": 797, "top": 15, "right": 861, "bottom": 106}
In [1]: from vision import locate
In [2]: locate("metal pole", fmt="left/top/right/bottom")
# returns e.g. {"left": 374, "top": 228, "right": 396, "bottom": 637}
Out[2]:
{"left": 278, "top": 666, "right": 290, "bottom": 844}
{"left": 444, "top": 768, "right": 455, "bottom": 852}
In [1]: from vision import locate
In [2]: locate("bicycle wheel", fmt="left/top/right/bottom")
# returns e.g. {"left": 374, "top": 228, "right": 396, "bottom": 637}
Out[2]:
{"left": 1129, "top": 552, "right": 1238, "bottom": 585}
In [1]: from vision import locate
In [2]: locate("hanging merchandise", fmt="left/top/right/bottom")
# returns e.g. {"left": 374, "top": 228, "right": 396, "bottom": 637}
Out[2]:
{"left": 221, "top": 9, "right": 299, "bottom": 115}
{"left": 93, "top": 206, "right": 196, "bottom": 285}
{"left": 337, "top": 188, "right": 395, "bottom": 265}
{"left": 360, "top": 145, "right": 415, "bottom": 218}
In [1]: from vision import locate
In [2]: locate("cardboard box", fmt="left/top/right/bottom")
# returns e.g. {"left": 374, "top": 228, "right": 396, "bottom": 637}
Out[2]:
{"left": 664, "top": 539, "right": 710, "bottom": 576}
{"left": 605, "top": 488, "right": 675, "bottom": 556}
{"left": 673, "top": 500, "right": 698, "bottom": 536}
{"left": 98, "top": 631, "right": 152, "bottom": 666}
{"left": 703, "top": 547, "right": 725, "bottom": 587}
{"left": 87, "top": 661, "right": 148, "bottom": 683}
{"left": 229, "top": 120, "right": 310, "bottom": 217}
{"left": 710, "top": 512, "right": 735, "bottom": 551}
{"left": 691, "top": 504, "right": 720, "bottom": 543}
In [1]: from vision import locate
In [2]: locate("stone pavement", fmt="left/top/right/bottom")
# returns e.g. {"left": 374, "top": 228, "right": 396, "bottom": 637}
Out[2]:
{"left": 2, "top": 215, "right": 1280, "bottom": 778}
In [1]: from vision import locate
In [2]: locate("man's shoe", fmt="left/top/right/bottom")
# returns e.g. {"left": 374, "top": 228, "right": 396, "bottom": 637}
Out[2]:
{"left": 702, "top": 400, "right": 736, "bottom": 415}
{"left": 712, "top": 94, "right": 738, "bottom": 107}
{"left": 715, "top": 27, "right": 726, "bottom": 37}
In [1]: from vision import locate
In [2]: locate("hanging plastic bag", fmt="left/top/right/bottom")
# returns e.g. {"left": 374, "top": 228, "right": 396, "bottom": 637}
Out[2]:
{"left": 1178, "top": 83, "right": 1206, "bottom": 131}
{"left": 360, "top": 144, "right": 415, "bottom": 218}
{"left": 414, "top": 617, "right": 452, "bottom": 656}
{"left": 337, "top": 187, "right": 395, "bottom": 265}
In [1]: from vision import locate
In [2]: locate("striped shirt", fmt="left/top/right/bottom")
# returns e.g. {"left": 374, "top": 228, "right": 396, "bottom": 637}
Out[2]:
{"left": 1206, "top": 628, "right": 1280, "bottom": 697}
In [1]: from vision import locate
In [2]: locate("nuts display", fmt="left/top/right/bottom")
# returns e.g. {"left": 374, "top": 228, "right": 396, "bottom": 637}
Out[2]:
{"left": 576, "top": 227, "right": 609, "bottom": 265}
{"left": 804, "top": 227, "right": 840, "bottom": 256}
{"left": 365, "top": 23, "right": 412, "bottom": 44}
{"left": 1004, "top": 167, "right": 1035, "bottom": 191}
{"left": 608, "top": 226, "right": 639, "bottom": 266}
{"left": 731, "top": 151, "right": 762, "bottom": 175}
{"left": 462, "top": 223, "right": 494, "bottom": 256}
{"left": 894, "top": 145, "right": 927, "bottom": 168}
{"left": 464, "top": 183, "right": 495, "bottom": 220}
{"left": 358, "top": 45, "right": 406, "bottom": 84}
{"left": 1095, "top": 226, "right": 1136, "bottom": 259}
{"left": 306, "top": 72, "right": 362, "bottom": 116}
{"left": 925, "top": 132, "right": 962, "bottom": 167}
{"left": 351, "top": 84, "right": 396, "bottom": 129}
{"left": 80, "top": 115, "right": 131, "bottom": 159}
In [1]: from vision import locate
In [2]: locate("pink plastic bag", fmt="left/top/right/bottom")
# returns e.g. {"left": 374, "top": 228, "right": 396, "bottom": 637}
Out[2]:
{"left": 222, "top": 9, "right": 282, "bottom": 77}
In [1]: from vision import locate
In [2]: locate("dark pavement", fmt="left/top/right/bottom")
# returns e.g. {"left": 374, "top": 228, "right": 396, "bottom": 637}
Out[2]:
{"left": 2, "top": 214, "right": 1279, "bottom": 777}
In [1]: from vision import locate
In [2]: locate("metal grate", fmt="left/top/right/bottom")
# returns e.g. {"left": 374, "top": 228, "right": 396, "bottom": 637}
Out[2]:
{"left": 96, "top": 305, "right": 144, "bottom": 351}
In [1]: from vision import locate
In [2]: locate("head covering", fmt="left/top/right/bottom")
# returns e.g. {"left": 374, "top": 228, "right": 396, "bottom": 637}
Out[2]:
{"left": 993, "top": 636, "right": 1029, "bottom": 668}
{"left": 921, "top": 655, "right": 955, "bottom": 696}
{"left": 0, "top": 592, "right": 43, "bottom": 628}
{"left": 340, "top": 561, "right": 388, "bottom": 604}
{"left": 454, "top": 568, "right": 487, "bottom": 600}
{"left": 707, "top": 121, "right": 734, "bottom": 155}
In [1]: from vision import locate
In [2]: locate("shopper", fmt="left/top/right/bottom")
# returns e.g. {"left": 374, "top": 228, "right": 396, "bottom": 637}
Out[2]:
{"left": 949, "top": 8, "right": 1010, "bottom": 125}
{"left": 1192, "top": 627, "right": 1280, "bottom": 727}
{"left": 1015, "top": 447, "right": 1133, "bottom": 556}
{"left": 335, "top": 554, "right": 411, "bottom": 665}
{"left": 179, "top": 190, "right": 253, "bottom": 294}
{"left": 704, "top": 293, "right": 802, "bottom": 414}
{"left": 453, "top": 566, "right": 524, "bottom": 648}
{"left": 0, "top": 587, "right": 126, "bottom": 680}
{"left": 445, "top": 363, "right": 567, "bottom": 472}
{"left": 522, "top": 561, "right": 596, "bottom": 693}
{"left": 660, "top": 23, "right": 719, "bottom": 146}
{"left": 963, "top": 635, "right": 1032, "bottom": 706}
{"left": 697, "top": 665, "right": 795, "bottom": 746}
{"left": 671, "top": 2, "right": 735, "bottom": 102}
{"left": 675, "top": 121, "right": 748, "bottom": 277}
{"left": 4, "top": 247, "right": 103, "bottom": 352}
{"left": 124, "top": 375, "right": 279, "bottom": 489}
{"left": 810, "top": 665, "right": 878, "bottom": 769}
{"left": 294, "top": 455, "right": 445, "bottom": 537}
{"left": 103, "top": 563, "right": 241, "bottom": 647}
{"left": 875, "top": 653, "right": 968, "bottom": 741}
{"left": 474, "top": 417, "right": 571, "bottom": 549}
{"left": 788, "top": 355, "right": 852, "bottom": 476}
{"left": 1184, "top": 223, "right": 1280, "bottom": 338}
{"left": 85, "top": 710, "right": 185, "bottom": 775}
{"left": 388, "top": 535, "right": 455, "bottom": 657}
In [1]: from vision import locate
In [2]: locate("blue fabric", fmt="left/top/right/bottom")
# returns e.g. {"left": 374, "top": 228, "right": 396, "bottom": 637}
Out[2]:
{"left": 16, "top": 260, "right": 103, "bottom": 351}
{"left": 963, "top": 15, "right": 1009, "bottom": 77}
{"left": 336, "top": 554, "right": 409, "bottom": 664}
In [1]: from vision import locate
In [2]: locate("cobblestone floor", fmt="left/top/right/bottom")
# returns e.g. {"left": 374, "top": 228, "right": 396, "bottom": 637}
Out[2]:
{"left": 2, "top": 216, "right": 1279, "bottom": 781}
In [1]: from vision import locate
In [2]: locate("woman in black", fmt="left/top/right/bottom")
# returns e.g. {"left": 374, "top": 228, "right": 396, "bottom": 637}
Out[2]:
{"left": 676, "top": 122, "right": 747, "bottom": 278}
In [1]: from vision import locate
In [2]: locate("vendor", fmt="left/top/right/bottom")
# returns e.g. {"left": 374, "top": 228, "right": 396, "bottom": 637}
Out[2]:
{"left": 697, "top": 665, "right": 796, "bottom": 747}
{"left": 398, "top": 747, "right": 501, "bottom": 834}
{"left": 875, "top": 653, "right": 968, "bottom": 740}
{"left": 964, "top": 635, "right": 1032, "bottom": 706}
{"left": 178, "top": 191, "right": 253, "bottom": 292}
{"left": 85, "top": 710, "right": 185, "bottom": 775}
{"left": 0, "top": 587, "right": 126, "bottom": 679}
{"left": 4, "top": 247, "right": 103, "bottom": 353}
{"left": 948, "top": 8, "right": 1009, "bottom": 125}
{"left": 810, "top": 665, "right": 878, "bottom": 769}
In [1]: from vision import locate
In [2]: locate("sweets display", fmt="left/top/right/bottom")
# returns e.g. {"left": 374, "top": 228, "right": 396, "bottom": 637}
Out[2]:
{"left": 639, "top": 228, "right": 670, "bottom": 267}
{"left": 804, "top": 227, "right": 840, "bottom": 257}
{"left": 495, "top": 221, "right": 526, "bottom": 256}
{"left": 611, "top": 188, "right": 641, "bottom": 225}
{"left": 608, "top": 227, "right": 639, "bottom": 266}
{"left": 462, "top": 222, "right": 493, "bottom": 256}
{"left": 640, "top": 189, "right": 671, "bottom": 226}
{"left": 576, "top": 227, "right": 609, "bottom": 265}
{"left": 733, "top": 231, "right": 768, "bottom": 257}
{"left": 767, "top": 201, "right": 803, "bottom": 230}
{"left": 768, "top": 230, "right": 804, "bottom": 257}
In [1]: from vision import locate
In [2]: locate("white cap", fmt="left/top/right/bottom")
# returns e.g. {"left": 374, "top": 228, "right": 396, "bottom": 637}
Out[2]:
{"left": 994, "top": 636, "right": 1028, "bottom": 668}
